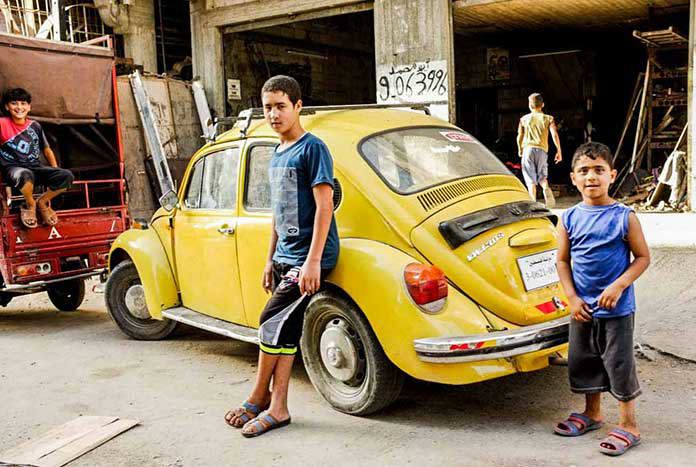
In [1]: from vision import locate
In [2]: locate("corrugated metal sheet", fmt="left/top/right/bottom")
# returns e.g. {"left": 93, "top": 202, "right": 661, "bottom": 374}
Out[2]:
{"left": 453, "top": 0, "right": 688, "bottom": 33}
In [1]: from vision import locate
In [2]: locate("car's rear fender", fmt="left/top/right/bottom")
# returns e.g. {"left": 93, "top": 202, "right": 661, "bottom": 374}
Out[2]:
{"left": 327, "top": 238, "right": 520, "bottom": 383}
{"left": 108, "top": 229, "right": 179, "bottom": 319}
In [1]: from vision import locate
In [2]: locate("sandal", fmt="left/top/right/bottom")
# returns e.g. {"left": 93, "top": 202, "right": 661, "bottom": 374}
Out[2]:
{"left": 553, "top": 412, "right": 602, "bottom": 437}
{"left": 38, "top": 204, "right": 58, "bottom": 226}
{"left": 241, "top": 412, "right": 291, "bottom": 438}
{"left": 224, "top": 401, "right": 266, "bottom": 428}
{"left": 20, "top": 204, "right": 38, "bottom": 229}
{"left": 599, "top": 428, "right": 641, "bottom": 456}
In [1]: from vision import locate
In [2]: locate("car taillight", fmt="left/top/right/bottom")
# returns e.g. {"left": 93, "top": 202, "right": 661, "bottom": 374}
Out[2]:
{"left": 403, "top": 263, "right": 448, "bottom": 313}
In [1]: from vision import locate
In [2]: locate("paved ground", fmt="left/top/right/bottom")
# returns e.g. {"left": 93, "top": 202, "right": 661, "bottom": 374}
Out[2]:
{"left": 1, "top": 284, "right": 695, "bottom": 467}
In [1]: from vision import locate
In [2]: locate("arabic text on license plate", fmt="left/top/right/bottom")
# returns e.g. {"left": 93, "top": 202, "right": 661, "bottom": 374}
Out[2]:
{"left": 517, "top": 250, "right": 559, "bottom": 291}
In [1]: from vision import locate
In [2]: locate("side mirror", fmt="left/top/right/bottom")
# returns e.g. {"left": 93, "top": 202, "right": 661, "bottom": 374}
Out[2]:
{"left": 159, "top": 189, "right": 178, "bottom": 212}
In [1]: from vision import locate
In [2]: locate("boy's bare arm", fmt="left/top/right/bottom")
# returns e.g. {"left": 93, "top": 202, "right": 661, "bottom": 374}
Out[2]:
{"left": 597, "top": 213, "right": 650, "bottom": 309}
{"left": 300, "top": 183, "right": 334, "bottom": 295}
{"left": 517, "top": 122, "right": 524, "bottom": 157}
{"left": 556, "top": 221, "right": 592, "bottom": 322}
{"left": 262, "top": 217, "right": 279, "bottom": 293}
{"left": 550, "top": 122, "right": 562, "bottom": 163}
{"left": 44, "top": 147, "right": 58, "bottom": 168}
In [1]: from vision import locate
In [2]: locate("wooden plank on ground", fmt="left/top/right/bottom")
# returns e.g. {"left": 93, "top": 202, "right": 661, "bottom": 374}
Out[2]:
{"left": 0, "top": 416, "right": 138, "bottom": 467}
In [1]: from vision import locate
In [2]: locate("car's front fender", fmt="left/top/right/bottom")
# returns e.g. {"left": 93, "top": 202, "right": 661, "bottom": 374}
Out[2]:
{"left": 328, "top": 238, "right": 518, "bottom": 384}
{"left": 109, "top": 228, "right": 179, "bottom": 319}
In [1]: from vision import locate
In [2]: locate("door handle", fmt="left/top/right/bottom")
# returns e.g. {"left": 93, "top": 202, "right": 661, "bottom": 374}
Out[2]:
{"left": 218, "top": 226, "right": 235, "bottom": 236}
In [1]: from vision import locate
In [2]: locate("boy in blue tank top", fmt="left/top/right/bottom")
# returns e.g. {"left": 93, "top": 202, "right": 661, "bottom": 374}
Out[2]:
{"left": 553, "top": 142, "right": 650, "bottom": 457}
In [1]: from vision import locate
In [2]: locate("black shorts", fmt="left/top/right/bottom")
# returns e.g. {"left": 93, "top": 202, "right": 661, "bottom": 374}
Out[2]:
{"left": 3, "top": 165, "right": 74, "bottom": 191}
{"left": 568, "top": 314, "right": 641, "bottom": 402}
{"left": 258, "top": 262, "right": 332, "bottom": 356}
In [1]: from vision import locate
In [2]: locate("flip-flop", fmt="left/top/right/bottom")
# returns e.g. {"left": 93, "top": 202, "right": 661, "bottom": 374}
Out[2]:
{"left": 20, "top": 204, "right": 38, "bottom": 229}
{"left": 599, "top": 428, "right": 641, "bottom": 456}
{"left": 241, "top": 412, "right": 291, "bottom": 438}
{"left": 553, "top": 412, "right": 603, "bottom": 437}
{"left": 38, "top": 204, "right": 58, "bottom": 226}
{"left": 224, "top": 401, "right": 265, "bottom": 428}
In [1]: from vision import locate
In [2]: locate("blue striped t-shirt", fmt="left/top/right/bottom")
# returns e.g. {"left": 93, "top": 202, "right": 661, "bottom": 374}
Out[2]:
{"left": 562, "top": 202, "right": 635, "bottom": 318}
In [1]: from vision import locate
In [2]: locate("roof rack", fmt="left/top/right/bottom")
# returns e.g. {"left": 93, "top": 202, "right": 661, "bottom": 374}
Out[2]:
{"left": 207, "top": 102, "right": 443, "bottom": 141}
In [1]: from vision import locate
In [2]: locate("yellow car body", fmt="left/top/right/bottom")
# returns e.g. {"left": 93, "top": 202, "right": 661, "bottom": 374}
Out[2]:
{"left": 107, "top": 107, "right": 569, "bottom": 413}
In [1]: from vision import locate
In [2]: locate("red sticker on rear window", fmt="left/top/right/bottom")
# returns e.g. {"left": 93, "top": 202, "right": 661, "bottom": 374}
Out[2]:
{"left": 440, "top": 131, "right": 475, "bottom": 143}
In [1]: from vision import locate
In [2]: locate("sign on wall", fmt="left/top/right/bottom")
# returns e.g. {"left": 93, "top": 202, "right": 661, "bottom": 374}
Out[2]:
{"left": 227, "top": 78, "right": 241, "bottom": 101}
{"left": 487, "top": 48, "right": 510, "bottom": 81}
{"left": 376, "top": 59, "right": 449, "bottom": 120}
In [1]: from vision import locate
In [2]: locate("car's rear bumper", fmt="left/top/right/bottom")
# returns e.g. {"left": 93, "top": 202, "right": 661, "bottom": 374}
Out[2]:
{"left": 413, "top": 315, "right": 570, "bottom": 363}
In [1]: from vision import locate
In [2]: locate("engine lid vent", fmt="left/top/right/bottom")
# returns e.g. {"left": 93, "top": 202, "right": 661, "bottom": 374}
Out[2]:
{"left": 416, "top": 175, "right": 526, "bottom": 212}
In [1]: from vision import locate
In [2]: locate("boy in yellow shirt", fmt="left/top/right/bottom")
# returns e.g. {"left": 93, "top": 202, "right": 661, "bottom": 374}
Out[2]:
{"left": 517, "top": 93, "right": 562, "bottom": 207}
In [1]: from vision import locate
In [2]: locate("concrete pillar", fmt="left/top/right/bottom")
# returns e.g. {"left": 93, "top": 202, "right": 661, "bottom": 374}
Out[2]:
{"left": 190, "top": 1, "right": 225, "bottom": 117}
{"left": 373, "top": 0, "right": 456, "bottom": 122}
{"left": 123, "top": 0, "right": 157, "bottom": 73}
{"left": 689, "top": 0, "right": 696, "bottom": 210}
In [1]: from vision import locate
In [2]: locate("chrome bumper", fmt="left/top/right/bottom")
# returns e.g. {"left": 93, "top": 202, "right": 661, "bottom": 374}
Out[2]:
{"left": 414, "top": 315, "right": 570, "bottom": 363}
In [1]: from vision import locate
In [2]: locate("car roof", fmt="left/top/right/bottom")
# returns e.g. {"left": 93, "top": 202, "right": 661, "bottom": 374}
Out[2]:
{"left": 214, "top": 108, "right": 456, "bottom": 144}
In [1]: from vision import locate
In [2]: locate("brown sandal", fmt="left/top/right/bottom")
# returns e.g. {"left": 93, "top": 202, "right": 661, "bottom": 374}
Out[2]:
{"left": 20, "top": 204, "right": 38, "bottom": 229}
{"left": 38, "top": 204, "right": 58, "bottom": 226}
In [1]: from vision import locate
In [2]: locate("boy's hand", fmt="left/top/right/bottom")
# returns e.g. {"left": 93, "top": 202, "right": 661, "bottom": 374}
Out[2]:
{"left": 262, "top": 261, "right": 273, "bottom": 294}
{"left": 554, "top": 152, "right": 563, "bottom": 164}
{"left": 299, "top": 259, "right": 321, "bottom": 295}
{"left": 597, "top": 282, "right": 625, "bottom": 310}
{"left": 569, "top": 296, "right": 592, "bottom": 322}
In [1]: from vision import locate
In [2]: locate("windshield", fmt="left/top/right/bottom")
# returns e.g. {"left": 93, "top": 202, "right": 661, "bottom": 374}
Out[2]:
{"left": 359, "top": 127, "right": 510, "bottom": 194}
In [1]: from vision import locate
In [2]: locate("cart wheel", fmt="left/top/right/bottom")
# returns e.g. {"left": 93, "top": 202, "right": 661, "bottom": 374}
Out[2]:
{"left": 105, "top": 260, "right": 177, "bottom": 340}
{"left": 47, "top": 278, "right": 85, "bottom": 311}
{"left": 301, "top": 291, "right": 404, "bottom": 415}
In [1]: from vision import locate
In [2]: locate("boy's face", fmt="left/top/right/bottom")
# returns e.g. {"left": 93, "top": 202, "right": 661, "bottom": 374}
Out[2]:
{"left": 262, "top": 91, "right": 301, "bottom": 135}
{"left": 570, "top": 155, "right": 617, "bottom": 200}
{"left": 5, "top": 100, "right": 30, "bottom": 120}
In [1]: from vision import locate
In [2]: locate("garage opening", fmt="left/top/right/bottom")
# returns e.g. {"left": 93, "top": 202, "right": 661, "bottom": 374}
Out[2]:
{"left": 222, "top": 11, "right": 375, "bottom": 116}
{"left": 453, "top": 1, "right": 689, "bottom": 209}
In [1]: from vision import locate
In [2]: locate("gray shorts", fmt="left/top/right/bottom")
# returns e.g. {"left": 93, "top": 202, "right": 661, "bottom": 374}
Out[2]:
{"left": 568, "top": 314, "right": 641, "bottom": 402}
{"left": 521, "top": 147, "right": 548, "bottom": 185}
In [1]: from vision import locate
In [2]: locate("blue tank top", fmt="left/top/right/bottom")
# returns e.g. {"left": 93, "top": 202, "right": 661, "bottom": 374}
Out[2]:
{"left": 562, "top": 202, "right": 635, "bottom": 318}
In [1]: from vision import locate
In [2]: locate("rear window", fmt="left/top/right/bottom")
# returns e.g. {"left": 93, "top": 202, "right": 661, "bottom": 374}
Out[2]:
{"left": 359, "top": 127, "right": 510, "bottom": 194}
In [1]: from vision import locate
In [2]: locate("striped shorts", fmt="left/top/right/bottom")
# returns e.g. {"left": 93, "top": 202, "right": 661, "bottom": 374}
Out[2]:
{"left": 258, "top": 262, "right": 332, "bottom": 355}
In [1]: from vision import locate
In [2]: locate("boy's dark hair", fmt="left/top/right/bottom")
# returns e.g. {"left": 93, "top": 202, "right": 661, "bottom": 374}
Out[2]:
{"left": 2, "top": 88, "right": 32, "bottom": 107}
{"left": 528, "top": 93, "right": 543, "bottom": 107}
{"left": 571, "top": 142, "right": 614, "bottom": 170}
{"left": 261, "top": 75, "right": 301, "bottom": 105}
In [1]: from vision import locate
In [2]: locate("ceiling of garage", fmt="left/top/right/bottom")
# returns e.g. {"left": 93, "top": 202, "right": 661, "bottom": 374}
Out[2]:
{"left": 452, "top": 0, "right": 689, "bottom": 35}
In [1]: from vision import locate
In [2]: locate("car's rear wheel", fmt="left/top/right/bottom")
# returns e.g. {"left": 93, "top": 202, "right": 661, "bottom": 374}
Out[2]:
{"left": 301, "top": 291, "right": 404, "bottom": 415}
{"left": 47, "top": 278, "right": 85, "bottom": 311}
{"left": 105, "top": 260, "right": 177, "bottom": 340}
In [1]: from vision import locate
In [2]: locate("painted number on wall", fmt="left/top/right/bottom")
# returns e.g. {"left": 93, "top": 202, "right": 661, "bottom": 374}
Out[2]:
{"left": 376, "top": 60, "right": 448, "bottom": 104}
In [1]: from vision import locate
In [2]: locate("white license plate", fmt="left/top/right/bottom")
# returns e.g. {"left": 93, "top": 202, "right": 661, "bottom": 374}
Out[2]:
{"left": 517, "top": 249, "right": 560, "bottom": 291}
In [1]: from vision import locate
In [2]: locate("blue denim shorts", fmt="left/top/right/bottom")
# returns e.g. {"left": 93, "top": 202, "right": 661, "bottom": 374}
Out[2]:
{"left": 521, "top": 147, "right": 548, "bottom": 185}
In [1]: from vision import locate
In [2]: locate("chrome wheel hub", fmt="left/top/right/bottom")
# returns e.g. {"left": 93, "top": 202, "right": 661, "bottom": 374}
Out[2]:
{"left": 319, "top": 318, "right": 360, "bottom": 382}
{"left": 124, "top": 284, "right": 149, "bottom": 319}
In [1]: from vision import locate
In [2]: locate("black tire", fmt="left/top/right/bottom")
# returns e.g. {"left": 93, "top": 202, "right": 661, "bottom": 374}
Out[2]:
{"left": 47, "top": 278, "right": 85, "bottom": 311}
{"left": 105, "top": 260, "right": 177, "bottom": 340}
{"left": 301, "top": 291, "right": 404, "bottom": 415}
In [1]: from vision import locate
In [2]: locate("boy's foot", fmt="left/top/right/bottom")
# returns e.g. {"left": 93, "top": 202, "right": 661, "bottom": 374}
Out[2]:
{"left": 543, "top": 186, "right": 556, "bottom": 208}
{"left": 37, "top": 200, "right": 58, "bottom": 226}
{"left": 599, "top": 428, "right": 641, "bottom": 456}
{"left": 241, "top": 412, "right": 291, "bottom": 438}
{"left": 224, "top": 400, "right": 269, "bottom": 428}
{"left": 553, "top": 412, "right": 603, "bottom": 437}
{"left": 20, "top": 204, "right": 38, "bottom": 229}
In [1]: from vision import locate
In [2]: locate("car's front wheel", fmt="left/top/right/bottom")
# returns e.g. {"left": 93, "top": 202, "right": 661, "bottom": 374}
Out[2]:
{"left": 301, "top": 291, "right": 404, "bottom": 415}
{"left": 105, "top": 260, "right": 177, "bottom": 340}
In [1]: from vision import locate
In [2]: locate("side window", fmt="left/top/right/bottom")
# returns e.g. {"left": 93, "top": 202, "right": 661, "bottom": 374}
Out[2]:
{"left": 184, "top": 158, "right": 205, "bottom": 209}
{"left": 187, "top": 147, "right": 240, "bottom": 210}
{"left": 244, "top": 145, "right": 275, "bottom": 210}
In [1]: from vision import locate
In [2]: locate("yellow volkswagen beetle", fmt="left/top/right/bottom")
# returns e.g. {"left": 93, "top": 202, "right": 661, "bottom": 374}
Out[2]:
{"left": 106, "top": 105, "right": 569, "bottom": 415}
